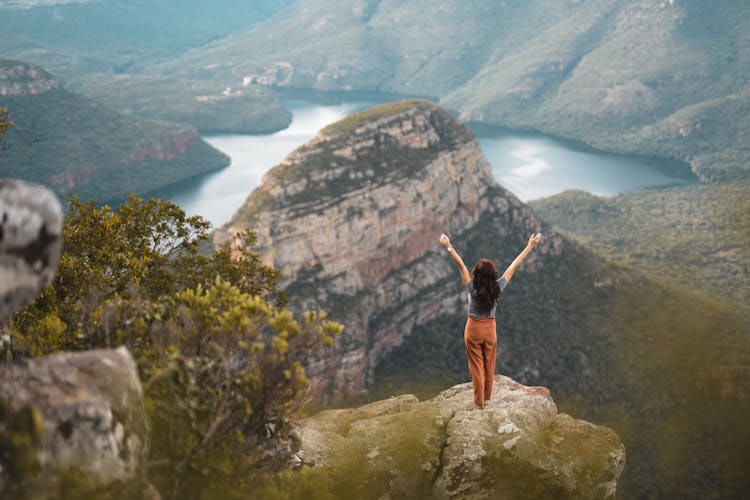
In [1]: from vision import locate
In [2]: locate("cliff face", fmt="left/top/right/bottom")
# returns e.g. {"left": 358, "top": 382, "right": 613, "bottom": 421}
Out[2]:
{"left": 216, "top": 100, "right": 569, "bottom": 397}
{"left": 296, "top": 375, "right": 625, "bottom": 499}
{"left": 0, "top": 62, "right": 60, "bottom": 96}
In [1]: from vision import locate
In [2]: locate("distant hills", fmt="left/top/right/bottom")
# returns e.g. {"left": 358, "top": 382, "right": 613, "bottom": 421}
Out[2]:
{"left": 0, "top": 60, "right": 229, "bottom": 202}
{"left": 0, "top": 0, "right": 297, "bottom": 69}
{"left": 0, "top": 26, "right": 110, "bottom": 81}
{"left": 530, "top": 185, "right": 750, "bottom": 305}
{"left": 67, "top": 74, "right": 291, "bottom": 134}
{"left": 158, "top": 0, "right": 750, "bottom": 182}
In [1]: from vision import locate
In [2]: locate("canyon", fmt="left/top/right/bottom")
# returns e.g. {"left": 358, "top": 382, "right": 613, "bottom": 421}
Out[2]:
{"left": 216, "top": 99, "right": 749, "bottom": 498}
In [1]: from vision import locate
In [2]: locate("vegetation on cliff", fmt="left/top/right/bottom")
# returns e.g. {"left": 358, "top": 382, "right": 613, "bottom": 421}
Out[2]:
{"left": 68, "top": 73, "right": 292, "bottom": 134}
{"left": 6, "top": 195, "right": 341, "bottom": 498}
{"left": 233, "top": 99, "right": 474, "bottom": 222}
{"left": 158, "top": 0, "right": 750, "bottom": 182}
{"left": 0, "top": 60, "right": 230, "bottom": 202}
{"left": 530, "top": 185, "right": 750, "bottom": 304}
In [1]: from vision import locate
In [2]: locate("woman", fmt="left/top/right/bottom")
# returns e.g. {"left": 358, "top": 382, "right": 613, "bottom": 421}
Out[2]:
{"left": 438, "top": 232, "right": 542, "bottom": 409}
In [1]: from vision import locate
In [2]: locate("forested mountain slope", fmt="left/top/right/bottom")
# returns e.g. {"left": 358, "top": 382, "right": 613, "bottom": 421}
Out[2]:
{"left": 160, "top": 0, "right": 750, "bottom": 182}
{"left": 0, "top": 60, "right": 228, "bottom": 201}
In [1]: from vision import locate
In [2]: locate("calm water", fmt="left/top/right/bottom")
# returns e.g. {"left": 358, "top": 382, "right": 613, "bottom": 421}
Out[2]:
{"left": 153, "top": 100, "right": 698, "bottom": 228}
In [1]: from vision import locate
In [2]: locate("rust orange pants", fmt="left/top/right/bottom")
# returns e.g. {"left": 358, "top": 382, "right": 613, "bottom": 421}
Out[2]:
{"left": 464, "top": 316, "right": 497, "bottom": 407}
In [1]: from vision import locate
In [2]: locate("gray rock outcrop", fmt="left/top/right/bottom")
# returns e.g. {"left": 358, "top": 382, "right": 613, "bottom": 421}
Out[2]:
{"left": 0, "top": 347, "right": 150, "bottom": 493}
{"left": 0, "top": 179, "right": 63, "bottom": 323}
{"left": 297, "top": 375, "right": 625, "bottom": 499}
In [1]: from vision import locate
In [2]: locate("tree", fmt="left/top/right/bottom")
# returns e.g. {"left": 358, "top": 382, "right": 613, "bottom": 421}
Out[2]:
{"left": 8, "top": 195, "right": 341, "bottom": 498}
{"left": 0, "top": 107, "right": 12, "bottom": 147}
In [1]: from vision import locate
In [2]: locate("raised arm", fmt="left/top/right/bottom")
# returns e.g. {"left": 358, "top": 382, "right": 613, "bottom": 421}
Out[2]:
{"left": 502, "top": 233, "right": 542, "bottom": 284}
{"left": 439, "top": 233, "right": 471, "bottom": 285}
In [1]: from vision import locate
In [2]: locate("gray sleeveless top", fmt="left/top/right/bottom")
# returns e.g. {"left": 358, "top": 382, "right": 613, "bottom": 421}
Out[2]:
{"left": 467, "top": 276, "right": 507, "bottom": 318}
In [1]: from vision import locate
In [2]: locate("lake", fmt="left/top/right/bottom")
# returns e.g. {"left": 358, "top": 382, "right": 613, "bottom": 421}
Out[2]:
{"left": 152, "top": 99, "right": 699, "bottom": 228}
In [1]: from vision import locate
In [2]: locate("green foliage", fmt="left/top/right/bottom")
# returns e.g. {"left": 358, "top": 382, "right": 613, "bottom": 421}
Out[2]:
{"left": 8, "top": 194, "right": 342, "bottom": 498}
{"left": 13, "top": 194, "right": 281, "bottom": 355}
{"left": 0, "top": 398, "right": 44, "bottom": 489}
{"left": 0, "top": 61, "right": 229, "bottom": 202}
{"left": 122, "top": 278, "right": 340, "bottom": 498}
{"left": 67, "top": 74, "right": 291, "bottom": 134}
{"left": 530, "top": 185, "right": 750, "bottom": 304}
{"left": 0, "top": 107, "right": 12, "bottom": 139}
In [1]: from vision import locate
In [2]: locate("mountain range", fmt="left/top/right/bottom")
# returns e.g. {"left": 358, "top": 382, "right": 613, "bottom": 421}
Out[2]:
{"left": 158, "top": 0, "right": 749, "bottom": 183}
{"left": 530, "top": 186, "right": 750, "bottom": 305}
{"left": 0, "top": 0, "right": 296, "bottom": 69}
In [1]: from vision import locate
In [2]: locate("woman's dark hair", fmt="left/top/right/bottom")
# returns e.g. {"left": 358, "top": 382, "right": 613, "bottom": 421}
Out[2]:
{"left": 471, "top": 259, "right": 501, "bottom": 314}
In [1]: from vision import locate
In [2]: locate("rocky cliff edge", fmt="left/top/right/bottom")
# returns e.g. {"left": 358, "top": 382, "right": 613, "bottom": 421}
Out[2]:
{"left": 297, "top": 375, "right": 625, "bottom": 499}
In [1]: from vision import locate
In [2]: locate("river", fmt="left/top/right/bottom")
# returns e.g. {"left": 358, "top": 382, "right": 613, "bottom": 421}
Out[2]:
{"left": 152, "top": 99, "right": 698, "bottom": 228}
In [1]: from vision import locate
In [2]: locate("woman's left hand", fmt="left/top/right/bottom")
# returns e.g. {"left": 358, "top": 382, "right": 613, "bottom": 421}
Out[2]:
{"left": 439, "top": 233, "right": 451, "bottom": 248}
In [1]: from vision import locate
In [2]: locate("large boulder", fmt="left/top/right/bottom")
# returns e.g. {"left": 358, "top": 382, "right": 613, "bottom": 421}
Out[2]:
{"left": 0, "top": 347, "right": 151, "bottom": 496}
{"left": 297, "top": 375, "right": 625, "bottom": 499}
{"left": 0, "top": 179, "right": 63, "bottom": 323}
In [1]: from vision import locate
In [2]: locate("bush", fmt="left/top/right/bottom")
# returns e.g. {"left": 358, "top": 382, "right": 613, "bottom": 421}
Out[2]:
{"left": 6, "top": 195, "right": 342, "bottom": 498}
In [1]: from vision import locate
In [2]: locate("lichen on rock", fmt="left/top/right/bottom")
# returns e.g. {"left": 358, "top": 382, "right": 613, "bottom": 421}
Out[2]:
{"left": 296, "top": 375, "right": 625, "bottom": 499}
{"left": 0, "top": 347, "right": 152, "bottom": 497}
{"left": 0, "top": 179, "right": 63, "bottom": 323}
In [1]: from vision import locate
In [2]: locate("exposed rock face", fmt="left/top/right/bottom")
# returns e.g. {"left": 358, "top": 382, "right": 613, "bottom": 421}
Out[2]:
{"left": 217, "top": 99, "right": 571, "bottom": 398}
{"left": 0, "top": 347, "right": 149, "bottom": 491}
{"left": 297, "top": 375, "right": 625, "bottom": 499}
{"left": 0, "top": 179, "right": 63, "bottom": 323}
{"left": 0, "top": 61, "right": 60, "bottom": 96}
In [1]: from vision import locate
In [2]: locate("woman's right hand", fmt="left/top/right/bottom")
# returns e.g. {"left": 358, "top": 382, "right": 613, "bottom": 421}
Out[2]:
{"left": 439, "top": 233, "right": 451, "bottom": 248}
{"left": 528, "top": 233, "right": 542, "bottom": 248}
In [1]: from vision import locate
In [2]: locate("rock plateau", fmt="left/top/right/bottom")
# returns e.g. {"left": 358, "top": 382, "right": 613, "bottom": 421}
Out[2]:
{"left": 297, "top": 375, "right": 625, "bottom": 499}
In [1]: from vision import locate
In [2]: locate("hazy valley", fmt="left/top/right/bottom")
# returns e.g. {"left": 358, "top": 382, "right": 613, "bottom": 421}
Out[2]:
{"left": 1, "top": 1, "right": 748, "bottom": 498}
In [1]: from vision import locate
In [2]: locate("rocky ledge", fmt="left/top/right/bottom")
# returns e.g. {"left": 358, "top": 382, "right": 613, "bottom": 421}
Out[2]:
{"left": 297, "top": 375, "right": 625, "bottom": 499}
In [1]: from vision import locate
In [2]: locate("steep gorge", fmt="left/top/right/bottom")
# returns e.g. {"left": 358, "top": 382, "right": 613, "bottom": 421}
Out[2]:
{"left": 217, "top": 99, "right": 749, "bottom": 498}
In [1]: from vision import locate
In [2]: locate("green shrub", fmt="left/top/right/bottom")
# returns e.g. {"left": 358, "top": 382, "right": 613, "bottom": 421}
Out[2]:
{"left": 6, "top": 194, "right": 342, "bottom": 498}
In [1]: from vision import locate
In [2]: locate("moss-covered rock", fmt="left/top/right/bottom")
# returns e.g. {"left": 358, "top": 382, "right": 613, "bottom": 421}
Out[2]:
{"left": 0, "top": 347, "right": 151, "bottom": 498}
{"left": 296, "top": 375, "right": 624, "bottom": 499}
